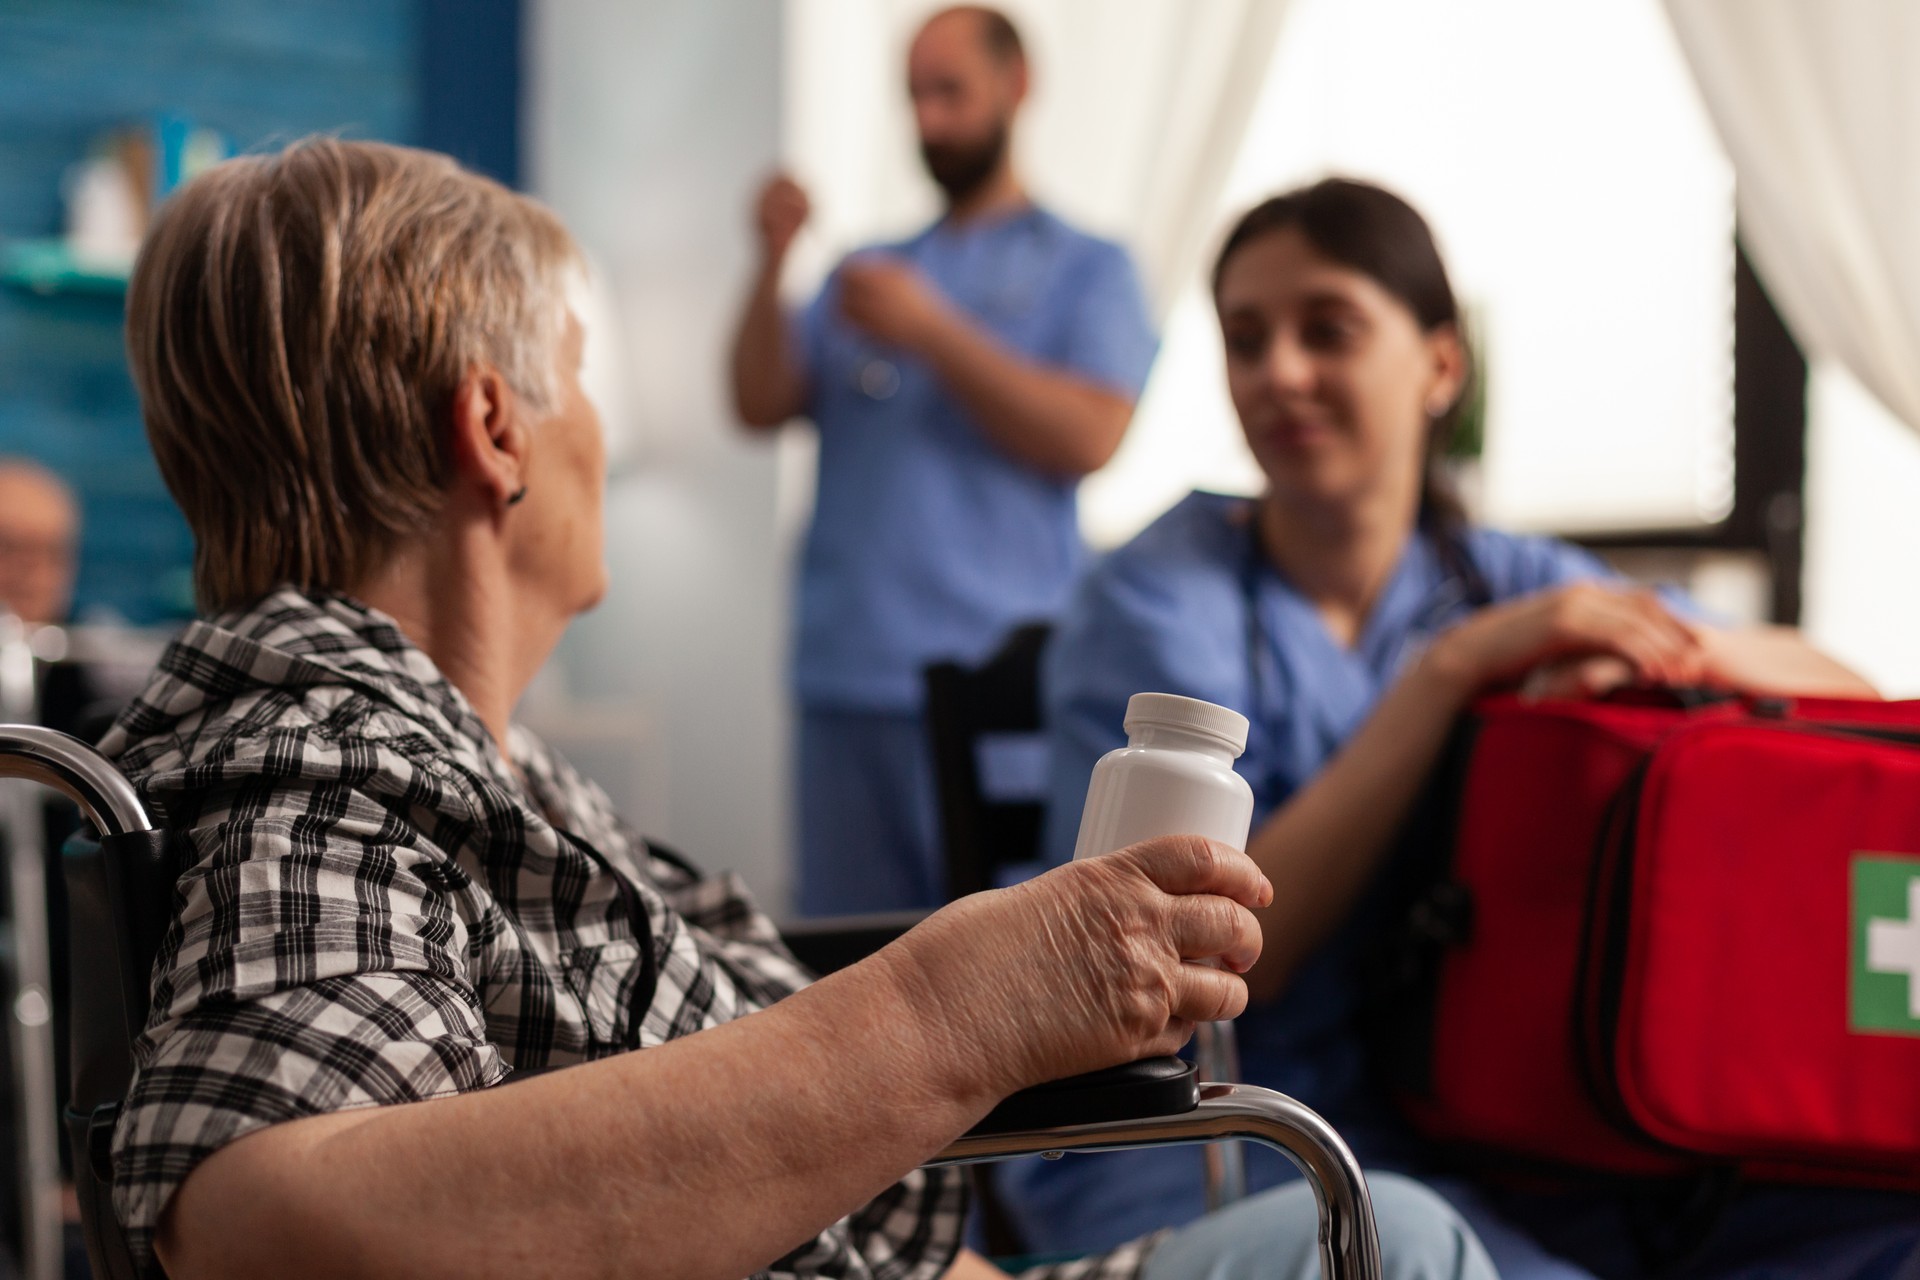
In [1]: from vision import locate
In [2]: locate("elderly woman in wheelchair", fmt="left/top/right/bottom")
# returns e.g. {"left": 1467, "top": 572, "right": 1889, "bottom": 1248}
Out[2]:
{"left": 65, "top": 138, "right": 1495, "bottom": 1280}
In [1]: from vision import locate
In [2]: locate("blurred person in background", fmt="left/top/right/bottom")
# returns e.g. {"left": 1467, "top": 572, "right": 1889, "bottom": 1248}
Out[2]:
{"left": 730, "top": 5, "right": 1158, "bottom": 916}
{"left": 0, "top": 458, "right": 79, "bottom": 628}
{"left": 0, "top": 456, "right": 101, "bottom": 734}
{"left": 0, "top": 459, "right": 92, "bottom": 1271}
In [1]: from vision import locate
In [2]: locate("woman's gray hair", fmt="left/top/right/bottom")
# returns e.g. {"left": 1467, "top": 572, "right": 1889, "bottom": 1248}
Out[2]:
{"left": 126, "top": 136, "right": 581, "bottom": 612}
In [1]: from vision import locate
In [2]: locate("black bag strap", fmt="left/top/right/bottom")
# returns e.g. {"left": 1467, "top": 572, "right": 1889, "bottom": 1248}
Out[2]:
{"left": 1360, "top": 712, "right": 1484, "bottom": 1100}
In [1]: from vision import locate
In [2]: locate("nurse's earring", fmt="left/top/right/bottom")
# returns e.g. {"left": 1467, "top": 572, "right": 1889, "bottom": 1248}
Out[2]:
{"left": 507, "top": 485, "right": 529, "bottom": 506}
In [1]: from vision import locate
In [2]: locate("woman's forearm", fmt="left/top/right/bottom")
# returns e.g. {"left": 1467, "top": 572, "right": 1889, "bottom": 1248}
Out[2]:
{"left": 1243, "top": 654, "right": 1475, "bottom": 1003}
{"left": 156, "top": 837, "right": 1272, "bottom": 1279}
{"left": 1238, "top": 581, "right": 1720, "bottom": 1001}
{"left": 158, "top": 952, "right": 997, "bottom": 1280}
{"left": 1700, "top": 625, "right": 1880, "bottom": 698}
{"left": 914, "top": 308, "right": 1133, "bottom": 477}
{"left": 1238, "top": 618, "right": 1877, "bottom": 1005}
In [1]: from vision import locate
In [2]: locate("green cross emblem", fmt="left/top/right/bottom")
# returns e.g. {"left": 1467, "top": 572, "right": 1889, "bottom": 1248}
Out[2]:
{"left": 1852, "top": 854, "right": 1920, "bottom": 1036}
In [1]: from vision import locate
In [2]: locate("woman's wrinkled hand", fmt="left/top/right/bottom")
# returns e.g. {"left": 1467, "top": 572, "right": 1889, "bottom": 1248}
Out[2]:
{"left": 1425, "top": 582, "right": 1704, "bottom": 698}
{"left": 877, "top": 836, "right": 1271, "bottom": 1105}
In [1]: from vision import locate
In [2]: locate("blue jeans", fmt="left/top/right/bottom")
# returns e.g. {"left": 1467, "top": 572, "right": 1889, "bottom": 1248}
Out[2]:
{"left": 1137, "top": 1174, "right": 1496, "bottom": 1280}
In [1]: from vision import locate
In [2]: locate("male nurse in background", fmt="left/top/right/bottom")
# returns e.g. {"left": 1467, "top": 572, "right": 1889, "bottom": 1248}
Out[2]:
{"left": 729, "top": 5, "right": 1158, "bottom": 915}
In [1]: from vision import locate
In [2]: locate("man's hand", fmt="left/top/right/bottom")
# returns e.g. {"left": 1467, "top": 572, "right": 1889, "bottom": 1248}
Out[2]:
{"left": 755, "top": 173, "right": 810, "bottom": 263}
{"left": 839, "top": 256, "right": 952, "bottom": 352}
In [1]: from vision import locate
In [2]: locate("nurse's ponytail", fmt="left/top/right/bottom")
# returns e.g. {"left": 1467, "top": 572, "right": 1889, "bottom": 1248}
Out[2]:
{"left": 1211, "top": 179, "right": 1472, "bottom": 537}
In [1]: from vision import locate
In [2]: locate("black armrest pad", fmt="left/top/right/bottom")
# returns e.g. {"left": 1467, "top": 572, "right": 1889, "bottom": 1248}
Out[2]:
{"left": 967, "top": 1056, "right": 1199, "bottom": 1136}
{"left": 780, "top": 909, "right": 930, "bottom": 976}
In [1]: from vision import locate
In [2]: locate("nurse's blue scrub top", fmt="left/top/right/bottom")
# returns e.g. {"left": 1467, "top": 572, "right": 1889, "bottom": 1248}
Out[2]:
{"left": 1001, "top": 489, "right": 1622, "bottom": 1253}
{"left": 793, "top": 206, "right": 1157, "bottom": 712}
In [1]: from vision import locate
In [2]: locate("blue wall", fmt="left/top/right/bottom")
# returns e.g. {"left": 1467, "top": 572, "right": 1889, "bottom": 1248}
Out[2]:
{"left": 0, "top": 0, "right": 513, "bottom": 622}
{"left": 420, "top": 0, "right": 522, "bottom": 188}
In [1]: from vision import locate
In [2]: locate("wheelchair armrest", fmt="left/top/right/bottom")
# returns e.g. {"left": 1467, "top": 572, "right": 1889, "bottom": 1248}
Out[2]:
{"left": 932, "top": 1081, "right": 1382, "bottom": 1280}
{"left": 780, "top": 909, "right": 930, "bottom": 976}
{"left": 968, "top": 1056, "right": 1198, "bottom": 1135}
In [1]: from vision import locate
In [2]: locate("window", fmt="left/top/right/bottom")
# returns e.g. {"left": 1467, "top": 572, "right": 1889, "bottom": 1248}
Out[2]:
{"left": 1083, "top": 0, "right": 1736, "bottom": 547}
{"left": 1804, "top": 365, "right": 1920, "bottom": 695}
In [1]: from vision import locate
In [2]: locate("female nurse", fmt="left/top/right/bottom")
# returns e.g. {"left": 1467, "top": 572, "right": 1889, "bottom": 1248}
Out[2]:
{"left": 1000, "top": 179, "right": 1901, "bottom": 1279}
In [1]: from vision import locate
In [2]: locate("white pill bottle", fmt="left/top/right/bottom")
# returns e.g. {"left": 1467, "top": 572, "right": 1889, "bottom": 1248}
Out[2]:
{"left": 1072, "top": 693, "right": 1256, "bottom": 861}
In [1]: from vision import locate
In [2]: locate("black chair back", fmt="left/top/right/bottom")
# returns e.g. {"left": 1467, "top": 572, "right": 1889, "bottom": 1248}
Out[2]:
{"left": 64, "top": 827, "right": 178, "bottom": 1280}
{"left": 0, "top": 725, "right": 171, "bottom": 1280}
{"left": 923, "top": 623, "right": 1052, "bottom": 901}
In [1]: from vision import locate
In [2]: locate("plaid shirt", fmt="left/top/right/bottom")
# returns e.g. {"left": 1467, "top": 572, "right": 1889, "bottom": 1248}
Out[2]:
{"left": 101, "top": 589, "right": 1159, "bottom": 1280}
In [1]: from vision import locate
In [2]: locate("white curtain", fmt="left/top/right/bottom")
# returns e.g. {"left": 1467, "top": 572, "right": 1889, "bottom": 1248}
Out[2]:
{"left": 1664, "top": 0, "right": 1920, "bottom": 434}
{"left": 781, "top": 0, "right": 1292, "bottom": 318}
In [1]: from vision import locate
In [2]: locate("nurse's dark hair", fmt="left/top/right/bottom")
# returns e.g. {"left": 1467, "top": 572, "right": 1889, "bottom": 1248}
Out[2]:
{"left": 1211, "top": 178, "right": 1471, "bottom": 534}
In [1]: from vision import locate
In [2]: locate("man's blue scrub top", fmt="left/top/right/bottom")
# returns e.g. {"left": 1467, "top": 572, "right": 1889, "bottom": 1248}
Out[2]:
{"left": 1005, "top": 490, "right": 1623, "bottom": 1251}
{"left": 793, "top": 205, "right": 1156, "bottom": 713}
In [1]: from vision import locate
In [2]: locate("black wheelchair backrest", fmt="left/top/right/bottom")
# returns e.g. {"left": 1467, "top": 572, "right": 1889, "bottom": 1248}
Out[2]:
{"left": 0, "top": 724, "right": 174, "bottom": 1280}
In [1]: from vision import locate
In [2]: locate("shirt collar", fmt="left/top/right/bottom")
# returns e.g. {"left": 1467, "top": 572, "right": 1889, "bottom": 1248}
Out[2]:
{"left": 103, "top": 586, "right": 520, "bottom": 794}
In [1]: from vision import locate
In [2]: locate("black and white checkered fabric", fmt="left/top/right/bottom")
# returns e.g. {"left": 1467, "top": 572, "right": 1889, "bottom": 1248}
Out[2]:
{"left": 99, "top": 589, "right": 1158, "bottom": 1280}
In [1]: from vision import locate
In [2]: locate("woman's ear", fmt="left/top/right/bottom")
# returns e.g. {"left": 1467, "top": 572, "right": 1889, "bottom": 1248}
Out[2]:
{"left": 448, "top": 365, "right": 531, "bottom": 511}
{"left": 1423, "top": 324, "right": 1469, "bottom": 419}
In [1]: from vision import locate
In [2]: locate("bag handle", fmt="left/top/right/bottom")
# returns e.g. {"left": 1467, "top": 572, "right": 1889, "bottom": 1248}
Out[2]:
{"left": 1598, "top": 684, "right": 1743, "bottom": 712}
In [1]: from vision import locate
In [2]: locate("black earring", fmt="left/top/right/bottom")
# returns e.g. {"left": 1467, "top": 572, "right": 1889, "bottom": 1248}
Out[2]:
{"left": 506, "top": 485, "right": 528, "bottom": 506}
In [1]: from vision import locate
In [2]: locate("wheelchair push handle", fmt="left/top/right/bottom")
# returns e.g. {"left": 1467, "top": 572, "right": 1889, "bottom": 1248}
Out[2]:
{"left": 0, "top": 724, "right": 153, "bottom": 838}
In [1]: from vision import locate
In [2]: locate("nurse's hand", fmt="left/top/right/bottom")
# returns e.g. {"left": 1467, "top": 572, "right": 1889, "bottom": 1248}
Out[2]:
{"left": 1425, "top": 582, "right": 1705, "bottom": 696}
{"left": 876, "top": 836, "right": 1270, "bottom": 1101}
{"left": 1519, "top": 655, "right": 1637, "bottom": 702}
{"left": 754, "top": 173, "right": 811, "bottom": 262}
{"left": 839, "top": 256, "right": 951, "bottom": 352}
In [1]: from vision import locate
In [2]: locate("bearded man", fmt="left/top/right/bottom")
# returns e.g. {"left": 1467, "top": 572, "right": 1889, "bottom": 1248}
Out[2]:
{"left": 730, "top": 6, "right": 1158, "bottom": 915}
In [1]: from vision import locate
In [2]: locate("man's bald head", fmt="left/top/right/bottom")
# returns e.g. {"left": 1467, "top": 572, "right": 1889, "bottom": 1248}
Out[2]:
{"left": 915, "top": 6, "right": 1025, "bottom": 68}
{"left": 908, "top": 7, "right": 1028, "bottom": 203}
{"left": 0, "top": 459, "right": 79, "bottom": 624}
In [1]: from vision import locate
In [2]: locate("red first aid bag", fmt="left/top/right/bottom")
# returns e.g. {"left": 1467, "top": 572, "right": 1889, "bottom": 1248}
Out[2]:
{"left": 1370, "top": 690, "right": 1920, "bottom": 1187}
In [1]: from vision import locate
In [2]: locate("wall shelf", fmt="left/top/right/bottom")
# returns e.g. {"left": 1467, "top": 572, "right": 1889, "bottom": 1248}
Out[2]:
{"left": 0, "top": 239, "right": 129, "bottom": 298}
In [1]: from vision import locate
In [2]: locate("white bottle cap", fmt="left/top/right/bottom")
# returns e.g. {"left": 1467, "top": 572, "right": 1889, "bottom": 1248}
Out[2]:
{"left": 1123, "top": 692, "right": 1250, "bottom": 756}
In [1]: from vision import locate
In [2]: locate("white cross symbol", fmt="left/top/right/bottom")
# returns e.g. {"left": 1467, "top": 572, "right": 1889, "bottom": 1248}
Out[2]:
{"left": 1867, "top": 878, "right": 1920, "bottom": 1019}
